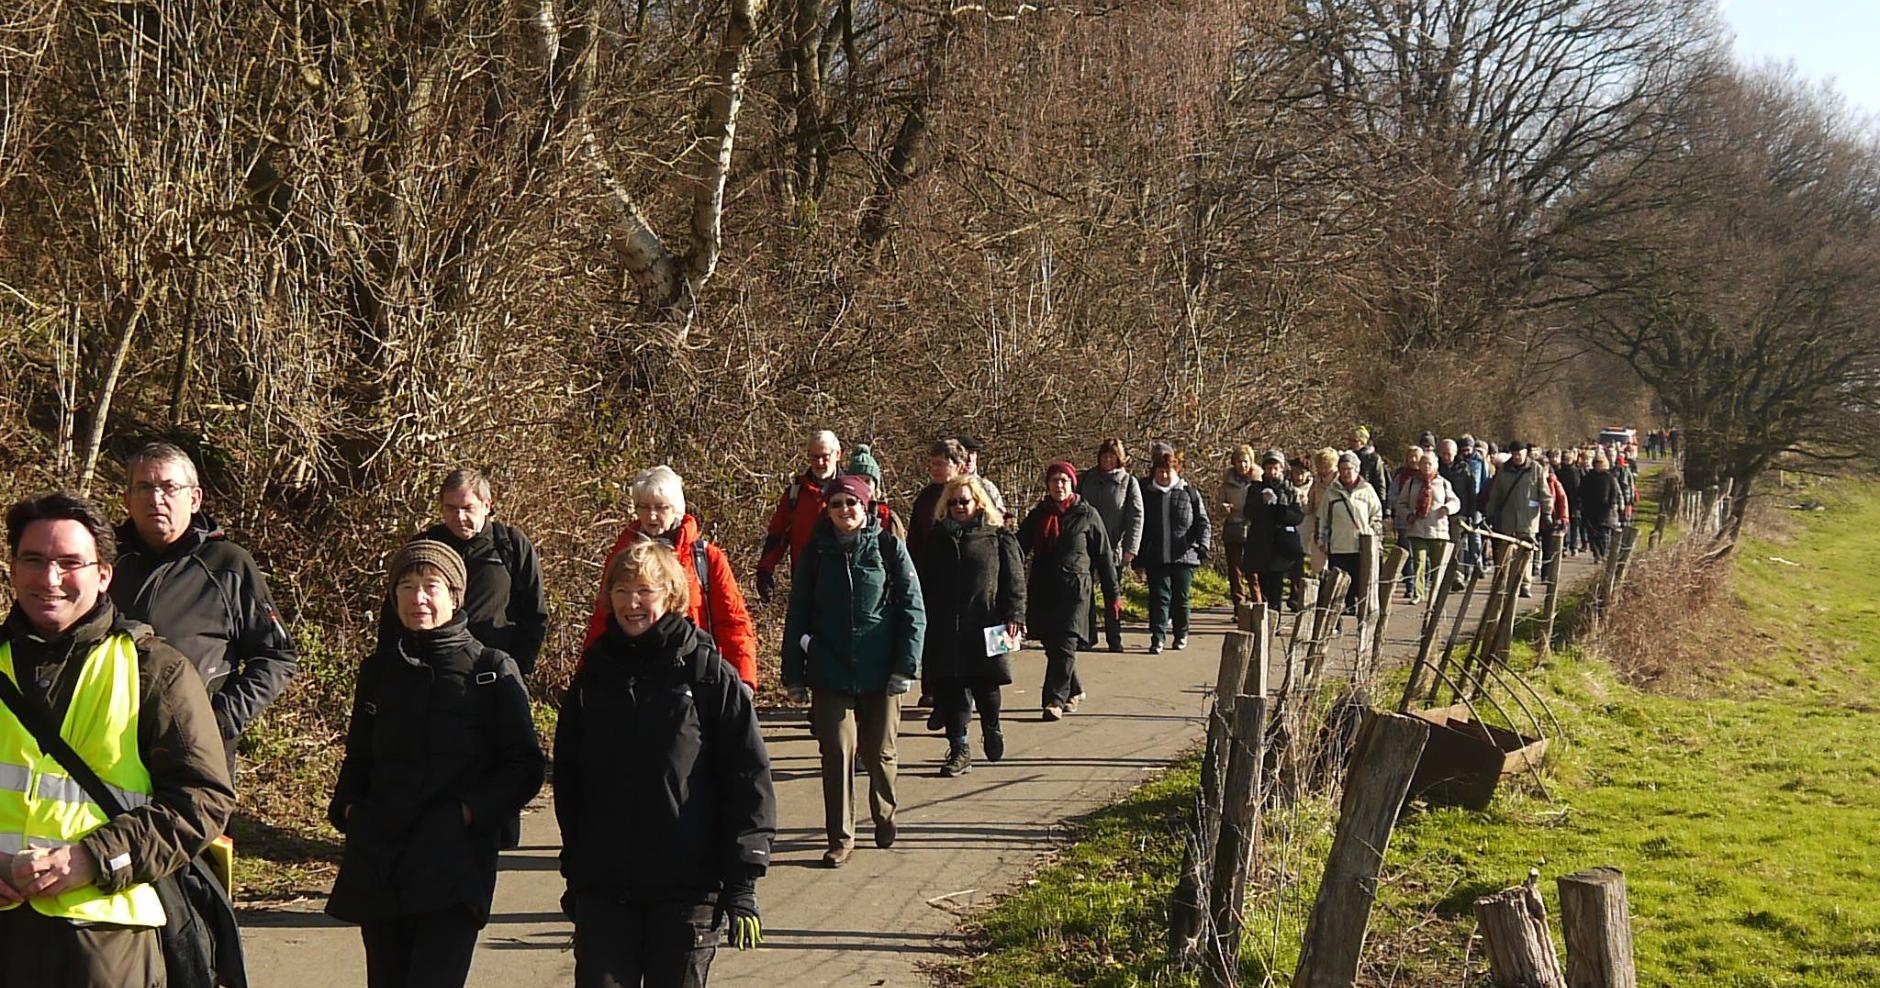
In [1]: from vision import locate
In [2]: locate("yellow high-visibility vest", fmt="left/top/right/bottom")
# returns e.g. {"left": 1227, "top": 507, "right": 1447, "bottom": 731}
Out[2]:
{"left": 0, "top": 632, "right": 166, "bottom": 927}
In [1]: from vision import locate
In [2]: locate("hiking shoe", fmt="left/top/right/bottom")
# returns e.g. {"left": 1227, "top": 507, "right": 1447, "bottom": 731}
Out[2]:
{"left": 1172, "top": 636, "right": 1189, "bottom": 651}
{"left": 1518, "top": 588, "right": 1533, "bottom": 599}
{"left": 983, "top": 728, "right": 1005, "bottom": 763}
{"left": 1042, "top": 704, "right": 1064, "bottom": 722}
{"left": 1148, "top": 641, "right": 1165, "bottom": 655}
{"left": 916, "top": 693, "right": 933, "bottom": 708}
{"left": 822, "top": 846, "right": 853, "bottom": 868}
{"left": 940, "top": 744, "right": 973, "bottom": 777}
{"left": 1108, "top": 641, "right": 1125, "bottom": 653}
{"left": 1067, "top": 691, "right": 1086, "bottom": 711}
{"left": 874, "top": 819, "right": 897, "bottom": 849}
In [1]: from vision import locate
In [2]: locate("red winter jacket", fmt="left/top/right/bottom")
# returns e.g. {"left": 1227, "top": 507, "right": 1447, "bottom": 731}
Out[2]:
{"left": 583, "top": 514, "right": 758, "bottom": 689}
{"left": 756, "top": 472, "right": 834, "bottom": 576}
{"left": 1546, "top": 471, "right": 1571, "bottom": 528}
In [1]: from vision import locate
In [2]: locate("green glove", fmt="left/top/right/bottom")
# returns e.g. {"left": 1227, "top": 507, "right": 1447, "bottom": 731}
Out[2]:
{"left": 718, "top": 880, "right": 762, "bottom": 950}
{"left": 729, "top": 911, "right": 763, "bottom": 950}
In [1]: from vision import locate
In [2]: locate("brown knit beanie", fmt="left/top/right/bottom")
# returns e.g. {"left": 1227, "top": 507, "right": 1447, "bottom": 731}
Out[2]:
{"left": 388, "top": 539, "right": 467, "bottom": 605}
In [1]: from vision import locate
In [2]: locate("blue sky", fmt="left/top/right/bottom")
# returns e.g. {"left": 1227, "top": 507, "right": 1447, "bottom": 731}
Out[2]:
{"left": 1721, "top": 0, "right": 1880, "bottom": 118}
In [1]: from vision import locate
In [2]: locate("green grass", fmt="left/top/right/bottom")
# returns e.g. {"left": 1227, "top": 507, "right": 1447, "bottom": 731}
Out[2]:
{"left": 1119, "top": 564, "right": 1233, "bottom": 624}
{"left": 962, "top": 478, "right": 1880, "bottom": 987}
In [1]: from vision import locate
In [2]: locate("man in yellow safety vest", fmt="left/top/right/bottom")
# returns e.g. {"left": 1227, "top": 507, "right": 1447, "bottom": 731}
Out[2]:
{"left": 0, "top": 491, "right": 234, "bottom": 985}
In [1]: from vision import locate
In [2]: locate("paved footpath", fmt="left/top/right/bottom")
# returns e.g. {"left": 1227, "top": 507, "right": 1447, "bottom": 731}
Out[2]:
{"left": 243, "top": 549, "right": 1596, "bottom": 987}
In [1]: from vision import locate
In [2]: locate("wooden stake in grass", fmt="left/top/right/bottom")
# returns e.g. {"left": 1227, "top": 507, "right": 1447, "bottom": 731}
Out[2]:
{"left": 1170, "top": 629, "right": 1256, "bottom": 966}
{"left": 1293, "top": 710, "right": 1430, "bottom": 988}
{"left": 1558, "top": 867, "right": 1637, "bottom": 988}
{"left": 1398, "top": 541, "right": 1456, "bottom": 711}
{"left": 1475, "top": 872, "right": 1566, "bottom": 988}
{"left": 1362, "top": 544, "right": 1410, "bottom": 681}
{"left": 1539, "top": 530, "right": 1566, "bottom": 659}
{"left": 1202, "top": 694, "right": 1268, "bottom": 988}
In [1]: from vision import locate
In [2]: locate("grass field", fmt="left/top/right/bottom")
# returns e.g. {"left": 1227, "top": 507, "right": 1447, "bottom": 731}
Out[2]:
{"left": 960, "top": 478, "right": 1880, "bottom": 987}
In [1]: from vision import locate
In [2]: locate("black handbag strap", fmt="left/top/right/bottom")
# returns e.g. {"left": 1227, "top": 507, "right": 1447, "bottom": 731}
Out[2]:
{"left": 0, "top": 667, "right": 131, "bottom": 818}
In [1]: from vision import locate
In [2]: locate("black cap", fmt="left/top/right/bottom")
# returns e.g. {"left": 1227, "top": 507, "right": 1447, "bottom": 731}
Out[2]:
{"left": 1418, "top": 430, "right": 1436, "bottom": 448}
{"left": 955, "top": 434, "right": 985, "bottom": 452}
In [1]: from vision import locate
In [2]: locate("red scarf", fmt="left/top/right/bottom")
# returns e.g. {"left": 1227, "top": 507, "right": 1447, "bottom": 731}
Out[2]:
{"left": 1408, "top": 464, "right": 1438, "bottom": 522}
{"left": 1031, "top": 494, "right": 1078, "bottom": 553}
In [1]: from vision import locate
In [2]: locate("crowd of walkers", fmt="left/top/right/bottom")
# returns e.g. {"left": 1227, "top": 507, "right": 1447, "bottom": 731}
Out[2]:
{"left": 0, "top": 426, "right": 1651, "bottom": 987}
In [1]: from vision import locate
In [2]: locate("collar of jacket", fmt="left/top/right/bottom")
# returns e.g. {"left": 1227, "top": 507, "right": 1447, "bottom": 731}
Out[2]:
{"left": 390, "top": 613, "right": 480, "bottom": 672}
{"left": 2, "top": 597, "right": 118, "bottom": 664}
{"left": 116, "top": 513, "right": 225, "bottom": 561}
{"left": 591, "top": 612, "right": 696, "bottom": 677}
{"left": 630, "top": 513, "right": 701, "bottom": 549}
{"left": 422, "top": 522, "right": 496, "bottom": 558}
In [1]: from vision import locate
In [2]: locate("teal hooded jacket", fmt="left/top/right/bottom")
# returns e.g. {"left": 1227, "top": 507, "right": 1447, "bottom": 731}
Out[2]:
{"left": 781, "top": 517, "right": 926, "bottom": 694}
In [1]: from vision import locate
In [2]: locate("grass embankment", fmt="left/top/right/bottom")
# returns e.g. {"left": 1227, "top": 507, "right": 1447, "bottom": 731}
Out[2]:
{"left": 962, "top": 480, "right": 1880, "bottom": 987}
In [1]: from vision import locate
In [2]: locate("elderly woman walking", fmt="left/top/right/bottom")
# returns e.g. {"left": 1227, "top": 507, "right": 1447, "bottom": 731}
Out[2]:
{"left": 582, "top": 465, "right": 759, "bottom": 690}
{"left": 1078, "top": 438, "right": 1143, "bottom": 652}
{"left": 1241, "top": 449, "right": 1306, "bottom": 613}
{"left": 1390, "top": 452, "right": 1461, "bottom": 604}
{"left": 781, "top": 476, "right": 925, "bottom": 868}
{"left": 557, "top": 540, "right": 776, "bottom": 986}
{"left": 916, "top": 475, "right": 1026, "bottom": 777}
{"left": 1215, "top": 446, "right": 1257, "bottom": 607}
{"left": 1317, "top": 451, "right": 1384, "bottom": 625}
{"left": 1018, "top": 461, "right": 1120, "bottom": 721}
{"left": 1136, "top": 446, "right": 1210, "bottom": 653}
{"left": 327, "top": 542, "right": 545, "bottom": 988}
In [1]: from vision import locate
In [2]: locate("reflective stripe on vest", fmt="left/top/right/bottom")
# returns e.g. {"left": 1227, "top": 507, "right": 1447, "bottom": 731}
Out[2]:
{"left": 0, "top": 633, "right": 166, "bottom": 927}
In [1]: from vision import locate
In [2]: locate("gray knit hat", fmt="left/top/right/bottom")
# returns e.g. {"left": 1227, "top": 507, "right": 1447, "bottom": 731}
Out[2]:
{"left": 389, "top": 539, "right": 467, "bottom": 604}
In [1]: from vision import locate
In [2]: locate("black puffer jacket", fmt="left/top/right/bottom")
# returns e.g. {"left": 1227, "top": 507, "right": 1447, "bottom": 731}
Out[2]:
{"left": 325, "top": 616, "right": 544, "bottom": 926}
{"left": 555, "top": 614, "right": 775, "bottom": 904}
{"left": 915, "top": 518, "right": 1026, "bottom": 685}
{"left": 1016, "top": 500, "right": 1117, "bottom": 646}
{"left": 110, "top": 515, "right": 298, "bottom": 743}
{"left": 1138, "top": 478, "right": 1211, "bottom": 568}
{"left": 1242, "top": 477, "right": 1306, "bottom": 573}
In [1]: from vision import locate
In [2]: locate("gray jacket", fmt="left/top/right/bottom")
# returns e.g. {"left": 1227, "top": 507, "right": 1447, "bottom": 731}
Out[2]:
{"left": 1079, "top": 468, "right": 1144, "bottom": 555}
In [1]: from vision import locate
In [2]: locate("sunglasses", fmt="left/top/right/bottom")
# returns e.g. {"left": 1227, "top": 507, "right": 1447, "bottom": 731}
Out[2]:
{"left": 947, "top": 498, "right": 976, "bottom": 508}
{"left": 827, "top": 498, "right": 863, "bottom": 510}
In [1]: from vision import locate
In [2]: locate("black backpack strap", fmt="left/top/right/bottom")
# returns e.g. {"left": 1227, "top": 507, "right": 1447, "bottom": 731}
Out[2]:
{"left": 490, "top": 520, "right": 519, "bottom": 573}
{"left": 693, "top": 537, "right": 713, "bottom": 632}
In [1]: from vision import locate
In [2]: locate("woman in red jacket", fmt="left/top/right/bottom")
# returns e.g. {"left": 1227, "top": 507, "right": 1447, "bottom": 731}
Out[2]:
{"left": 582, "top": 465, "right": 759, "bottom": 690}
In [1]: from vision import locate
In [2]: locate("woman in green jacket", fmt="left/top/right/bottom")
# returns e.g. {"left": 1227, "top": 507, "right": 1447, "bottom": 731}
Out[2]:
{"left": 780, "top": 476, "right": 926, "bottom": 869}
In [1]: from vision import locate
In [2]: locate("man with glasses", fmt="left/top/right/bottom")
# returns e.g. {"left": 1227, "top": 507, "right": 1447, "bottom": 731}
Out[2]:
{"left": 0, "top": 491, "right": 234, "bottom": 985}
{"left": 755, "top": 429, "right": 843, "bottom": 603}
{"left": 110, "top": 443, "right": 298, "bottom": 780}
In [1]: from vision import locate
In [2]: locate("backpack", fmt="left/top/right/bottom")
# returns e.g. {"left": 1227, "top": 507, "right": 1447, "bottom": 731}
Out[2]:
{"left": 692, "top": 536, "right": 714, "bottom": 633}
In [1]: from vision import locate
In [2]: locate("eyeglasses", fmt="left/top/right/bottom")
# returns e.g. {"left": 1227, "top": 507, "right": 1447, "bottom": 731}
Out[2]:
{"left": 13, "top": 555, "right": 101, "bottom": 577}
{"left": 827, "top": 498, "right": 863, "bottom": 510}
{"left": 130, "top": 481, "right": 196, "bottom": 499}
{"left": 947, "top": 498, "right": 976, "bottom": 508}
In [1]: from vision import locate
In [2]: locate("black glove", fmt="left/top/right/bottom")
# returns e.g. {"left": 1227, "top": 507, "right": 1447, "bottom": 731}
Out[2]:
{"left": 716, "top": 879, "right": 762, "bottom": 950}
{"left": 755, "top": 570, "right": 776, "bottom": 603}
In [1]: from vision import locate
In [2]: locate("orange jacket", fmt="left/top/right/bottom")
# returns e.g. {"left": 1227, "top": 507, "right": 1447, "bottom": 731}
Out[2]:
{"left": 756, "top": 472, "right": 834, "bottom": 575}
{"left": 582, "top": 514, "right": 758, "bottom": 689}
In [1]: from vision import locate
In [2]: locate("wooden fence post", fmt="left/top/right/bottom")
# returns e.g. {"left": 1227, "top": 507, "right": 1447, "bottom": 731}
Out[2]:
{"left": 1362, "top": 545, "right": 1410, "bottom": 681}
{"left": 1476, "top": 875, "right": 1566, "bottom": 988}
{"left": 1292, "top": 710, "right": 1431, "bottom": 988}
{"left": 1201, "top": 695, "right": 1268, "bottom": 988}
{"left": 1354, "top": 534, "right": 1378, "bottom": 654}
{"left": 1398, "top": 542, "right": 1456, "bottom": 711}
{"left": 1170, "top": 630, "right": 1256, "bottom": 965}
{"left": 1539, "top": 530, "right": 1566, "bottom": 658}
{"left": 1558, "top": 867, "right": 1637, "bottom": 988}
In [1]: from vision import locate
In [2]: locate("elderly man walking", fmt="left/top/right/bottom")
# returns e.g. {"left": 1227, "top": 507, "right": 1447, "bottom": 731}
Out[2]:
{"left": 756, "top": 429, "right": 843, "bottom": 603}
{"left": 1481, "top": 443, "right": 1554, "bottom": 597}
{"left": 1, "top": 492, "right": 235, "bottom": 986}
{"left": 111, "top": 442, "right": 298, "bottom": 778}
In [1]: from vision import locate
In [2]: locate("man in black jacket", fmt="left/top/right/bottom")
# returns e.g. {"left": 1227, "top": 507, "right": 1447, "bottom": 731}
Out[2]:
{"left": 111, "top": 443, "right": 298, "bottom": 780}
{"left": 375, "top": 468, "right": 550, "bottom": 676}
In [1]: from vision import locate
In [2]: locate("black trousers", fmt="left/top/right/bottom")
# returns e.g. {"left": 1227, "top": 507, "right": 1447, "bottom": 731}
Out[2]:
{"left": 573, "top": 895, "right": 719, "bottom": 988}
{"left": 360, "top": 906, "right": 481, "bottom": 988}
{"left": 1328, "top": 553, "right": 1364, "bottom": 611}
{"left": 935, "top": 679, "right": 1003, "bottom": 741}
{"left": 1040, "top": 633, "right": 1083, "bottom": 707}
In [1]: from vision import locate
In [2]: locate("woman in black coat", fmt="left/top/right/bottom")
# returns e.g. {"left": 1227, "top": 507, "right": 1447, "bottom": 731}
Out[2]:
{"left": 1135, "top": 446, "right": 1211, "bottom": 653}
{"left": 915, "top": 474, "right": 1025, "bottom": 778}
{"left": 1578, "top": 454, "right": 1624, "bottom": 562}
{"left": 1241, "top": 449, "right": 1307, "bottom": 612}
{"left": 327, "top": 541, "right": 545, "bottom": 988}
{"left": 556, "top": 539, "right": 777, "bottom": 987}
{"left": 1017, "top": 461, "right": 1120, "bottom": 721}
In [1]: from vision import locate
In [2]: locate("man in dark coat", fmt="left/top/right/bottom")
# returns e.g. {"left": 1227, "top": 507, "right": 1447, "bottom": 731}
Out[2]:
{"left": 375, "top": 468, "right": 550, "bottom": 675}
{"left": 111, "top": 442, "right": 298, "bottom": 779}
